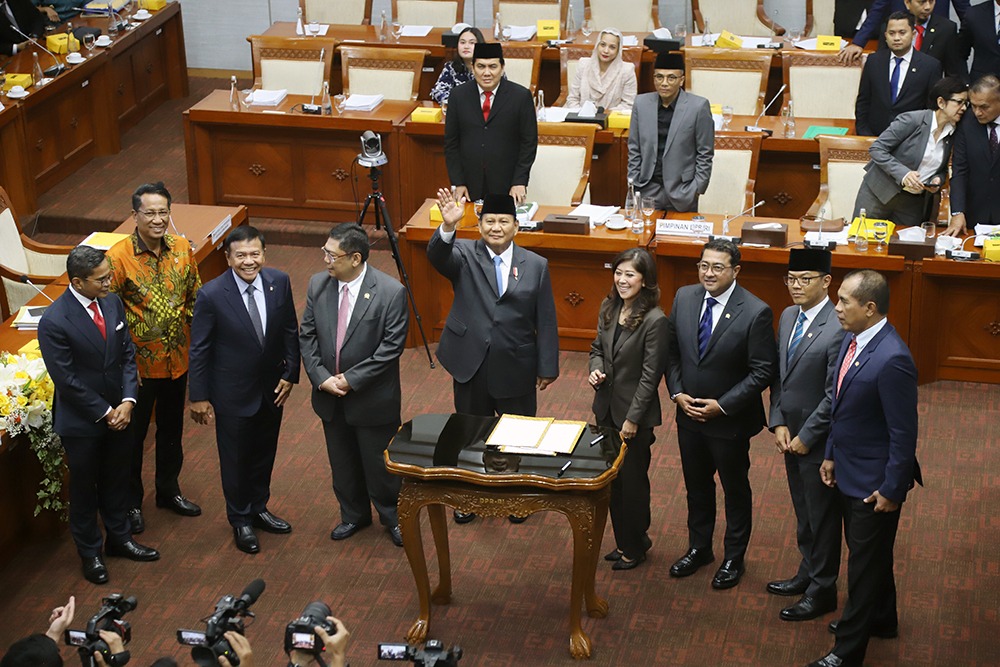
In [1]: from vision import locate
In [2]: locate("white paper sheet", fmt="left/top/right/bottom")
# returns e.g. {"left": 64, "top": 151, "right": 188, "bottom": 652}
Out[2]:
{"left": 400, "top": 25, "right": 433, "bottom": 37}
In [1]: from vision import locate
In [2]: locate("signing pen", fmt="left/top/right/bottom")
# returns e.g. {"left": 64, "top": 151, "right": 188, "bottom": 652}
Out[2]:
{"left": 589, "top": 434, "right": 605, "bottom": 446}
{"left": 557, "top": 461, "right": 572, "bottom": 477}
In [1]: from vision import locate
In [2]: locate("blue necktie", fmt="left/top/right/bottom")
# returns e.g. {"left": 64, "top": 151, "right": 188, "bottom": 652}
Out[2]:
{"left": 787, "top": 310, "right": 807, "bottom": 363}
{"left": 698, "top": 297, "right": 717, "bottom": 357}
{"left": 890, "top": 56, "right": 902, "bottom": 104}
{"left": 493, "top": 255, "right": 505, "bottom": 296}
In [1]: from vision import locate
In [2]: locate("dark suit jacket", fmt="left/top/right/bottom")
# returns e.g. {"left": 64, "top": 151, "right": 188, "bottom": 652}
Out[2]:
{"left": 188, "top": 268, "right": 300, "bottom": 417}
{"left": 0, "top": 0, "right": 44, "bottom": 56}
{"left": 38, "top": 289, "right": 138, "bottom": 438}
{"left": 589, "top": 305, "right": 668, "bottom": 429}
{"left": 854, "top": 0, "right": 970, "bottom": 45}
{"left": 855, "top": 48, "right": 941, "bottom": 137}
{"left": 443, "top": 78, "right": 538, "bottom": 200}
{"left": 949, "top": 111, "right": 1000, "bottom": 225}
{"left": 958, "top": 0, "right": 1000, "bottom": 82}
{"left": 824, "top": 322, "right": 919, "bottom": 504}
{"left": 877, "top": 13, "right": 966, "bottom": 78}
{"left": 627, "top": 89, "right": 714, "bottom": 213}
{"left": 665, "top": 283, "right": 777, "bottom": 440}
{"left": 769, "top": 300, "right": 845, "bottom": 462}
{"left": 299, "top": 266, "right": 408, "bottom": 427}
{"left": 427, "top": 230, "right": 559, "bottom": 398}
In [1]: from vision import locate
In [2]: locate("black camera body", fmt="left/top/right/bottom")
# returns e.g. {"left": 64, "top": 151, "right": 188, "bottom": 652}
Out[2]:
{"left": 64, "top": 594, "right": 136, "bottom": 667}
{"left": 179, "top": 579, "right": 265, "bottom": 667}
{"left": 378, "top": 639, "right": 462, "bottom": 666}
{"left": 284, "top": 601, "right": 335, "bottom": 655}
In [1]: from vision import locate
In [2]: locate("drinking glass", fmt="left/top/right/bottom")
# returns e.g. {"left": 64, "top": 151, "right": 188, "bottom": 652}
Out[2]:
{"left": 872, "top": 221, "right": 888, "bottom": 252}
{"left": 721, "top": 105, "right": 734, "bottom": 130}
{"left": 473, "top": 199, "right": 484, "bottom": 217}
{"left": 392, "top": 21, "right": 402, "bottom": 42}
{"left": 581, "top": 19, "right": 594, "bottom": 43}
{"left": 641, "top": 195, "right": 656, "bottom": 228}
{"left": 788, "top": 28, "right": 802, "bottom": 46}
{"left": 307, "top": 20, "right": 320, "bottom": 37}
{"left": 122, "top": 0, "right": 133, "bottom": 28}
{"left": 238, "top": 89, "right": 252, "bottom": 111}
{"left": 921, "top": 222, "right": 937, "bottom": 240}
{"left": 334, "top": 94, "right": 347, "bottom": 114}
{"left": 83, "top": 33, "right": 96, "bottom": 54}
{"left": 674, "top": 23, "right": 687, "bottom": 43}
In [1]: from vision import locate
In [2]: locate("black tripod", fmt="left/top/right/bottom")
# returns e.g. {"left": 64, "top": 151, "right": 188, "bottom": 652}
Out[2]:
{"left": 356, "top": 163, "right": 435, "bottom": 368}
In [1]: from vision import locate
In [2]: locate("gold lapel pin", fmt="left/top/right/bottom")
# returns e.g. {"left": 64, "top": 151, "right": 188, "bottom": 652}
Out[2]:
{"left": 725, "top": 313, "right": 731, "bottom": 319}
{"left": 854, "top": 361, "right": 860, "bottom": 367}
{"left": 807, "top": 333, "right": 813, "bottom": 338}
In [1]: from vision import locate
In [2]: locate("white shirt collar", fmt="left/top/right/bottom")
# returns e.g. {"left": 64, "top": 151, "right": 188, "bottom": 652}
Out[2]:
{"left": 799, "top": 296, "right": 830, "bottom": 324}
{"left": 69, "top": 285, "right": 99, "bottom": 311}
{"left": 478, "top": 81, "right": 501, "bottom": 97}
{"left": 853, "top": 316, "right": 888, "bottom": 354}
{"left": 705, "top": 278, "right": 738, "bottom": 308}
{"left": 338, "top": 263, "right": 368, "bottom": 295}
{"left": 231, "top": 269, "right": 263, "bottom": 294}
{"left": 485, "top": 242, "right": 514, "bottom": 267}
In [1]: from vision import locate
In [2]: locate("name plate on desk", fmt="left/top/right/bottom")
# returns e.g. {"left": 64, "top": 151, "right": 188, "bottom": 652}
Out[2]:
{"left": 656, "top": 219, "right": 713, "bottom": 237}
{"left": 815, "top": 35, "right": 841, "bottom": 50}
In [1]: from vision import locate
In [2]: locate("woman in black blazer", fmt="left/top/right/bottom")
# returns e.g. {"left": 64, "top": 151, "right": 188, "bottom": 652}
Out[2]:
{"left": 588, "top": 248, "right": 668, "bottom": 570}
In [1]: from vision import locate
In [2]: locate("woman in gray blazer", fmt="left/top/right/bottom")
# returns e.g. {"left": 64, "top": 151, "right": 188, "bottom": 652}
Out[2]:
{"left": 853, "top": 76, "right": 969, "bottom": 227}
{"left": 588, "top": 248, "right": 668, "bottom": 570}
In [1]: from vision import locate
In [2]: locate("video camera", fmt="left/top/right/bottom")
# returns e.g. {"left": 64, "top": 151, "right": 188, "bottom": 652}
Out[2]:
{"left": 378, "top": 639, "right": 462, "bottom": 666}
{"left": 284, "top": 601, "right": 336, "bottom": 656}
{"left": 63, "top": 594, "right": 136, "bottom": 667}
{"left": 177, "top": 579, "right": 265, "bottom": 667}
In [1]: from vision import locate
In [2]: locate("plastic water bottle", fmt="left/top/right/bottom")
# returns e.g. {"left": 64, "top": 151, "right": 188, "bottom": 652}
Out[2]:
{"left": 783, "top": 100, "right": 796, "bottom": 138}
{"left": 494, "top": 11, "right": 504, "bottom": 41}
{"left": 379, "top": 10, "right": 389, "bottom": 42}
{"left": 32, "top": 52, "right": 45, "bottom": 87}
{"left": 566, "top": 3, "right": 576, "bottom": 38}
{"left": 855, "top": 208, "right": 869, "bottom": 252}
{"left": 108, "top": 5, "right": 119, "bottom": 37}
{"left": 321, "top": 81, "right": 332, "bottom": 115}
{"left": 230, "top": 75, "right": 239, "bottom": 111}
{"left": 296, "top": 7, "right": 304, "bottom": 35}
{"left": 536, "top": 90, "right": 545, "bottom": 121}
{"left": 702, "top": 18, "right": 711, "bottom": 45}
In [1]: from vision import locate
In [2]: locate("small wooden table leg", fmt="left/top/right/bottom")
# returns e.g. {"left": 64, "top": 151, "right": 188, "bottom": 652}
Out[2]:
{"left": 398, "top": 482, "right": 431, "bottom": 644}
{"left": 585, "top": 491, "right": 610, "bottom": 619}
{"left": 427, "top": 503, "right": 452, "bottom": 604}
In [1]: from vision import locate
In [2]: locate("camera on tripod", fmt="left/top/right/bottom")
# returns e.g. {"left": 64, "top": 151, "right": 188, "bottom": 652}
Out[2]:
{"left": 358, "top": 130, "right": 388, "bottom": 168}
{"left": 176, "top": 578, "right": 265, "bottom": 666}
{"left": 63, "top": 594, "right": 136, "bottom": 667}
{"left": 284, "top": 601, "right": 336, "bottom": 655}
{"left": 378, "top": 639, "right": 462, "bottom": 666}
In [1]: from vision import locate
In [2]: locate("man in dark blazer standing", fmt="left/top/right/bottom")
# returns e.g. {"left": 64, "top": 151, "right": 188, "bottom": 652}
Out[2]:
{"left": 841, "top": 0, "right": 968, "bottom": 71}
{"left": 38, "top": 246, "right": 160, "bottom": 585}
{"left": 768, "top": 249, "right": 844, "bottom": 623}
{"left": 664, "top": 239, "right": 777, "bottom": 589}
{"left": 300, "top": 223, "right": 408, "bottom": 548}
{"left": 957, "top": 0, "right": 1000, "bottom": 83}
{"left": 444, "top": 42, "right": 537, "bottom": 205}
{"left": 855, "top": 11, "right": 942, "bottom": 137}
{"left": 430, "top": 189, "right": 560, "bottom": 523}
{"left": 627, "top": 51, "right": 714, "bottom": 213}
{"left": 189, "top": 226, "right": 300, "bottom": 554}
{"left": 944, "top": 74, "right": 1000, "bottom": 236}
{"left": 808, "top": 270, "right": 920, "bottom": 667}
{"left": 0, "top": 0, "right": 53, "bottom": 55}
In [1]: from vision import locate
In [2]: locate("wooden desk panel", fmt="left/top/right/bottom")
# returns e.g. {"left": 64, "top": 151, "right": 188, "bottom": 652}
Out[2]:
{"left": 0, "top": 105, "right": 33, "bottom": 216}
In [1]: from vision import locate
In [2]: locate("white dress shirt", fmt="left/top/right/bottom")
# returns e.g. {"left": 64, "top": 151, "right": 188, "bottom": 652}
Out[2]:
{"left": 888, "top": 47, "right": 913, "bottom": 99}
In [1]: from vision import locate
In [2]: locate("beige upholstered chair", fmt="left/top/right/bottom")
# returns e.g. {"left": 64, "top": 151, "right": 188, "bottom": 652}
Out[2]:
{"left": 0, "top": 186, "right": 73, "bottom": 320}
{"left": 339, "top": 46, "right": 427, "bottom": 101}
{"left": 584, "top": 0, "right": 659, "bottom": 32}
{"left": 697, "top": 132, "right": 762, "bottom": 216}
{"left": 555, "top": 44, "right": 641, "bottom": 107}
{"left": 528, "top": 122, "right": 599, "bottom": 206}
{"left": 392, "top": 0, "right": 464, "bottom": 28}
{"left": 685, "top": 48, "right": 773, "bottom": 116}
{"left": 495, "top": 0, "right": 567, "bottom": 28}
{"left": 804, "top": 0, "right": 834, "bottom": 37}
{"left": 692, "top": 0, "right": 783, "bottom": 36}
{"left": 249, "top": 35, "right": 336, "bottom": 97}
{"left": 300, "top": 0, "right": 372, "bottom": 25}
{"left": 782, "top": 51, "right": 863, "bottom": 120}
{"left": 501, "top": 43, "right": 543, "bottom": 96}
{"left": 808, "top": 135, "right": 876, "bottom": 220}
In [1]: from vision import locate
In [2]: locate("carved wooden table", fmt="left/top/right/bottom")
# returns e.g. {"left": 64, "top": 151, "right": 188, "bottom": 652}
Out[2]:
{"left": 385, "top": 413, "right": 626, "bottom": 659}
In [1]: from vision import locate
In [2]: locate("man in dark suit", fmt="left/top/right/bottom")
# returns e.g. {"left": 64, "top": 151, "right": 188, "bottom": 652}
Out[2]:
{"left": 430, "top": 189, "right": 560, "bottom": 523}
{"left": 855, "top": 11, "right": 942, "bottom": 137}
{"left": 807, "top": 270, "right": 920, "bottom": 667}
{"left": 840, "top": 0, "right": 968, "bottom": 63}
{"left": 627, "top": 51, "right": 714, "bottom": 213}
{"left": 189, "top": 225, "right": 300, "bottom": 554}
{"left": 768, "top": 249, "right": 845, "bottom": 623}
{"left": 664, "top": 239, "right": 777, "bottom": 589}
{"left": 444, "top": 42, "right": 537, "bottom": 205}
{"left": 0, "top": 0, "right": 53, "bottom": 56}
{"left": 956, "top": 0, "right": 1000, "bottom": 83}
{"left": 38, "top": 246, "right": 160, "bottom": 585}
{"left": 300, "top": 223, "right": 408, "bottom": 547}
{"left": 944, "top": 74, "right": 1000, "bottom": 236}
{"left": 875, "top": 0, "right": 966, "bottom": 77}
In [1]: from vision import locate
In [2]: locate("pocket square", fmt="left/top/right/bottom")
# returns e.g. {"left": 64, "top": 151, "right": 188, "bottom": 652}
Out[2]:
{"left": 115, "top": 321, "right": 125, "bottom": 331}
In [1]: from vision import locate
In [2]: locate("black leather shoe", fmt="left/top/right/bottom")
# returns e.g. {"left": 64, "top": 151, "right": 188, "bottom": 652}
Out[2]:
{"left": 611, "top": 553, "right": 646, "bottom": 571}
{"left": 81, "top": 556, "right": 109, "bottom": 585}
{"left": 767, "top": 575, "right": 809, "bottom": 596}
{"left": 252, "top": 510, "right": 291, "bottom": 534}
{"left": 508, "top": 515, "right": 528, "bottom": 523}
{"left": 233, "top": 526, "right": 259, "bottom": 554}
{"left": 330, "top": 521, "right": 371, "bottom": 541}
{"left": 453, "top": 511, "right": 476, "bottom": 524}
{"left": 711, "top": 559, "right": 745, "bottom": 590}
{"left": 388, "top": 525, "right": 403, "bottom": 547}
{"left": 806, "top": 653, "right": 845, "bottom": 667}
{"left": 156, "top": 494, "right": 202, "bottom": 517}
{"left": 669, "top": 548, "right": 715, "bottom": 578}
{"left": 604, "top": 549, "right": 623, "bottom": 561}
{"left": 106, "top": 540, "right": 160, "bottom": 561}
{"left": 828, "top": 620, "right": 898, "bottom": 639}
{"left": 128, "top": 508, "right": 144, "bottom": 534}
{"left": 780, "top": 593, "right": 837, "bottom": 621}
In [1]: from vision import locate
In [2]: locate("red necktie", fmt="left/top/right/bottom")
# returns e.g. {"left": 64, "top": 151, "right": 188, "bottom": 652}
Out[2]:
{"left": 89, "top": 302, "right": 106, "bottom": 339}
{"left": 482, "top": 90, "right": 492, "bottom": 122}
{"left": 836, "top": 337, "right": 857, "bottom": 396}
{"left": 914, "top": 24, "right": 924, "bottom": 51}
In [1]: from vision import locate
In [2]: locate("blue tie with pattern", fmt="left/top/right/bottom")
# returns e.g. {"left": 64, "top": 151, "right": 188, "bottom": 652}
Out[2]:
{"left": 890, "top": 56, "right": 902, "bottom": 104}
{"left": 493, "top": 255, "right": 504, "bottom": 296}
{"left": 698, "top": 297, "right": 718, "bottom": 357}
{"left": 787, "top": 310, "right": 807, "bottom": 363}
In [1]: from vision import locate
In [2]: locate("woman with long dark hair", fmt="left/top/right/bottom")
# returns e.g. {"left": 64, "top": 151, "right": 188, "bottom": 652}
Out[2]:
{"left": 588, "top": 248, "right": 667, "bottom": 570}
{"left": 430, "top": 26, "right": 486, "bottom": 105}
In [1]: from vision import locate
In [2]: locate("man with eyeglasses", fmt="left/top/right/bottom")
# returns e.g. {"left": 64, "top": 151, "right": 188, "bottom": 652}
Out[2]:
{"left": 664, "top": 239, "right": 776, "bottom": 590}
{"left": 627, "top": 51, "right": 714, "bottom": 213}
{"left": 299, "top": 223, "right": 408, "bottom": 547}
{"left": 38, "top": 245, "right": 161, "bottom": 584}
{"left": 767, "top": 249, "right": 845, "bottom": 623}
{"left": 944, "top": 74, "right": 1000, "bottom": 236}
{"left": 106, "top": 182, "right": 203, "bottom": 536}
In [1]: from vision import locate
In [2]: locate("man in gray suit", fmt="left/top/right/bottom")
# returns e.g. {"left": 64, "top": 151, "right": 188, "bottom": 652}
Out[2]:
{"left": 431, "top": 189, "right": 560, "bottom": 523}
{"left": 768, "top": 249, "right": 845, "bottom": 623}
{"left": 664, "top": 239, "right": 777, "bottom": 589}
{"left": 627, "top": 51, "right": 714, "bottom": 212}
{"left": 300, "top": 223, "right": 409, "bottom": 547}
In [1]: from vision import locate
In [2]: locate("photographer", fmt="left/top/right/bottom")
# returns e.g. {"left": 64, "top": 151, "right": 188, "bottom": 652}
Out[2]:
{"left": 1, "top": 595, "right": 75, "bottom": 667}
{"left": 288, "top": 617, "right": 350, "bottom": 667}
{"left": 217, "top": 632, "right": 252, "bottom": 667}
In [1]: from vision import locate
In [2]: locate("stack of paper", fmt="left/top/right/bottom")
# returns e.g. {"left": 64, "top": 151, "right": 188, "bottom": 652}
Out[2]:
{"left": 344, "top": 94, "right": 384, "bottom": 111}
{"left": 12, "top": 305, "right": 47, "bottom": 331}
{"left": 485, "top": 414, "right": 586, "bottom": 455}
{"left": 516, "top": 201, "right": 539, "bottom": 223}
{"left": 400, "top": 25, "right": 433, "bottom": 37}
{"left": 507, "top": 26, "right": 537, "bottom": 41}
{"left": 570, "top": 204, "right": 619, "bottom": 224}
{"left": 247, "top": 89, "right": 288, "bottom": 106}
{"left": 80, "top": 231, "right": 129, "bottom": 250}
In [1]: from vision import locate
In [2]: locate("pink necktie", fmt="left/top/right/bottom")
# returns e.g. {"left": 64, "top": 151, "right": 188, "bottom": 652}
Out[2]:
{"left": 89, "top": 302, "right": 106, "bottom": 339}
{"left": 335, "top": 284, "right": 349, "bottom": 374}
{"left": 836, "top": 337, "right": 857, "bottom": 397}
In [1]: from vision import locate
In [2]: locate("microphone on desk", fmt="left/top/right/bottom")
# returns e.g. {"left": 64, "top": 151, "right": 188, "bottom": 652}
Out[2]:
{"left": 19, "top": 275, "right": 55, "bottom": 303}
{"left": 8, "top": 23, "right": 65, "bottom": 78}
{"left": 745, "top": 84, "right": 787, "bottom": 136}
